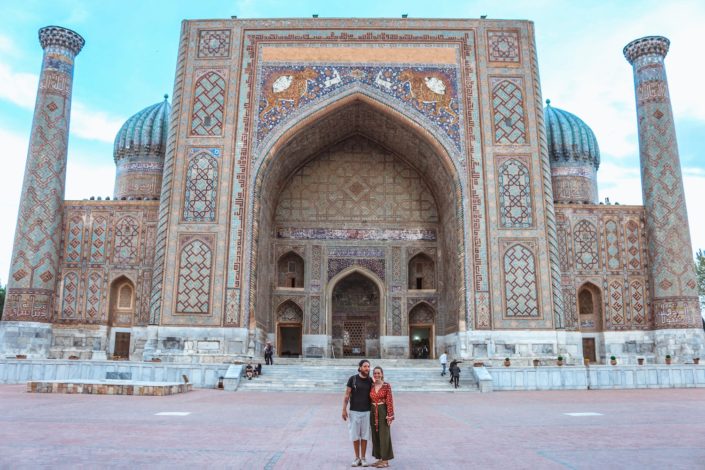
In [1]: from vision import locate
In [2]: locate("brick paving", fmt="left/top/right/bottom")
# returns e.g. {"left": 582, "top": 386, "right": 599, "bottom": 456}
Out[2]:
{"left": 0, "top": 384, "right": 704, "bottom": 469}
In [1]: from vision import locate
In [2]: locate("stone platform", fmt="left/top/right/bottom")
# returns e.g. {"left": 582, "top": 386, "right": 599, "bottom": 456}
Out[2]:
{"left": 27, "top": 379, "right": 191, "bottom": 395}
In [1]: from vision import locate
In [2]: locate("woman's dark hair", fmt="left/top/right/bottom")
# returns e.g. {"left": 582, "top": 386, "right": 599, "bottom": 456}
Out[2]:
{"left": 358, "top": 359, "right": 370, "bottom": 371}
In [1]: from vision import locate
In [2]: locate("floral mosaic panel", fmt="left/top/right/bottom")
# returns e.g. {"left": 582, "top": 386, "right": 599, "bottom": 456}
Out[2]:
{"left": 183, "top": 149, "right": 219, "bottom": 222}
{"left": 497, "top": 158, "right": 532, "bottom": 228}
{"left": 503, "top": 244, "right": 539, "bottom": 317}
{"left": 257, "top": 65, "right": 462, "bottom": 151}
{"left": 277, "top": 301, "right": 303, "bottom": 323}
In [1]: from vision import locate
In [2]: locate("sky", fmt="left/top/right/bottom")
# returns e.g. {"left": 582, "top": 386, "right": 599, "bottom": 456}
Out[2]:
{"left": 0, "top": 0, "right": 704, "bottom": 284}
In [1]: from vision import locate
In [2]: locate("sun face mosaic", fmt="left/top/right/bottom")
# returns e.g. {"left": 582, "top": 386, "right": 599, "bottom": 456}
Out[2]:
{"left": 256, "top": 64, "right": 463, "bottom": 151}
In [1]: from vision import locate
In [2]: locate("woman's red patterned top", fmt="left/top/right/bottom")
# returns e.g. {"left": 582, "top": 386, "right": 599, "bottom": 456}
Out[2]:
{"left": 369, "top": 382, "right": 395, "bottom": 431}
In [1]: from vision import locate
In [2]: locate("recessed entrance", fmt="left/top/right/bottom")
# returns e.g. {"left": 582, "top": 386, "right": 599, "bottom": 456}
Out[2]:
{"left": 410, "top": 326, "right": 432, "bottom": 359}
{"left": 114, "top": 332, "right": 130, "bottom": 359}
{"left": 582, "top": 338, "right": 597, "bottom": 364}
{"left": 332, "top": 272, "right": 380, "bottom": 358}
{"left": 278, "top": 324, "right": 302, "bottom": 357}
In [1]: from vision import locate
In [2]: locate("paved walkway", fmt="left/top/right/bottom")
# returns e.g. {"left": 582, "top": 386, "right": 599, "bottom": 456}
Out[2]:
{"left": 0, "top": 385, "right": 703, "bottom": 469}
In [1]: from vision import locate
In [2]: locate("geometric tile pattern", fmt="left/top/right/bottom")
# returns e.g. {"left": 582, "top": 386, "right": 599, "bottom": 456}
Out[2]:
{"left": 503, "top": 244, "right": 539, "bottom": 317}
{"left": 573, "top": 220, "right": 599, "bottom": 271}
{"left": 65, "top": 216, "right": 83, "bottom": 263}
{"left": 84, "top": 272, "right": 103, "bottom": 322}
{"left": 310, "top": 296, "right": 321, "bottom": 334}
{"left": 409, "top": 303, "right": 435, "bottom": 324}
{"left": 276, "top": 300, "right": 303, "bottom": 323}
{"left": 629, "top": 279, "right": 646, "bottom": 326}
{"left": 176, "top": 239, "right": 212, "bottom": 314}
{"left": 498, "top": 158, "right": 532, "bottom": 228}
{"left": 197, "top": 29, "right": 231, "bottom": 58}
{"left": 60, "top": 272, "right": 79, "bottom": 320}
{"left": 183, "top": 149, "right": 219, "bottom": 222}
{"left": 487, "top": 30, "right": 521, "bottom": 63}
{"left": 607, "top": 279, "right": 625, "bottom": 327}
{"left": 624, "top": 220, "right": 641, "bottom": 270}
{"left": 113, "top": 216, "right": 140, "bottom": 264}
{"left": 190, "top": 71, "right": 225, "bottom": 136}
{"left": 90, "top": 216, "right": 107, "bottom": 264}
{"left": 604, "top": 220, "right": 621, "bottom": 270}
{"left": 392, "top": 297, "right": 402, "bottom": 336}
{"left": 328, "top": 258, "right": 385, "bottom": 282}
{"left": 491, "top": 78, "right": 526, "bottom": 144}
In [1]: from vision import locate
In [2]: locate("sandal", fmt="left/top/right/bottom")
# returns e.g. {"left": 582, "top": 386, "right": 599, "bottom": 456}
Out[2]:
{"left": 373, "top": 463, "right": 389, "bottom": 468}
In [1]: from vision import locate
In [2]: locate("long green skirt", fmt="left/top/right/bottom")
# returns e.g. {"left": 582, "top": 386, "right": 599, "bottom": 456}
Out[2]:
{"left": 370, "top": 404, "right": 394, "bottom": 460}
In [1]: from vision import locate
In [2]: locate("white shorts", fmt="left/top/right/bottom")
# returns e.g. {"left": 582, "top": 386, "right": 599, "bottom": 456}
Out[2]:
{"left": 347, "top": 410, "right": 371, "bottom": 441}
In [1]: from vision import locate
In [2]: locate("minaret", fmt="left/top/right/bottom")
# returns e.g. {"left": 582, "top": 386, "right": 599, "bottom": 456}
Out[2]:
{"left": 624, "top": 36, "right": 702, "bottom": 353}
{"left": 1, "top": 27, "right": 84, "bottom": 349}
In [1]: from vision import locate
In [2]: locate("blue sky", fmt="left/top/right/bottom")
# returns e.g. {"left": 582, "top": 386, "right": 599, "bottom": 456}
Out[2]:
{"left": 1, "top": 0, "right": 704, "bottom": 282}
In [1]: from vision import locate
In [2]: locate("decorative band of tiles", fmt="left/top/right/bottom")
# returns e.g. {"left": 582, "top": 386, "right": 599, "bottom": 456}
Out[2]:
{"left": 277, "top": 227, "right": 436, "bottom": 241}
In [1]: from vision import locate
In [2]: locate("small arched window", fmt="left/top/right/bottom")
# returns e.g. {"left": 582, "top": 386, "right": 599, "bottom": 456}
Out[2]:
{"left": 117, "top": 284, "right": 133, "bottom": 309}
{"left": 408, "top": 253, "right": 435, "bottom": 290}
{"left": 277, "top": 252, "right": 305, "bottom": 288}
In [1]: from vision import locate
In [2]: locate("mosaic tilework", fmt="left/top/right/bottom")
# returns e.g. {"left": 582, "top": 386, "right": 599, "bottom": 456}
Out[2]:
{"left": 503, "top": 244, "right": 539, "bottom": 317}
{"left": 277, "top": 228, "right": 436, "bottom": 241}
{"left": 277, "top": 301, "right": 303, "bottom": 322}
{"left": 190, "top": 70, "right": 226, "bottom": 136}
{"left": 391, "top": 297, "right": 402, "bottom": 336}
{"left": 562, "top": 286, "right": 578, "bottom": 330}
{"left": 113, "top": 216, "right": 140, "bottom": 264}
{"left": 629, "top": 279, "right": 646, "bottom": 326}
{"left": 604, "top": 220, "right": 621, "bottom": 270}
{"left": 327, "top": 258, "right": 385, "bottom": 282}
{"left": 573, "top": 220, "right": 598, "bottom": 271}
{"left": 625, "top": 37, "right": 700, "bottom": 328}
{"left": 409, "top": 303, "right": 435, "bottom": 324}
{"left": 197, "top": 29, "right": 231, "bottom": 58}
{"left": 310, "top": 296, "right": 321, "bottom": 334}
{"left": 487, "top": 30, "right": 521, "bottom": 63}
{"left": 497, "top": 158, "right": 532, "bottom": 228}
{"left": 89, "top": 217, "right": 107, "bottom": 263}
{"left": 4, "top": 28, "right": 82, "bottom": 321}
{"left": 84, "top": 272, "right": 103, "bottom": 322}
{"left": 60, "top": 272, "right": 79, "bottom": 320}
{"left": 624, "top": 220, "right": 641, "bottom": 270}
{"left": 329, "top": 247, "right": 385, "bottom": 258}
{"left": 491, "top": 78, "right": 527, "bottom": 144}
{"left": 175, "top": 238, "right": 213, "bottom": 314}
{"left": 257, "top": 65, "right": 462, "bottom": 151}
{"left": 225, "top": 288, "right": 240, "bottom": 326}
{"left": 183, "top": 148, "right": 220, "bottom": 222}
{"left": 65, "top": 216, "right": 83, "bottom": 263}
{"left": 607, "top": 279, "right": 625, "bottom": 327}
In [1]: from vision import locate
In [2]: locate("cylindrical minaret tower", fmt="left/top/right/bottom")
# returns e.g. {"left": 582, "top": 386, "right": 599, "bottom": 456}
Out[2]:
{"left": 624, "top": 36, "right": 703, "bottom": 353}
{"left": 2, "top": 27, "right": 84, "bottom": 334}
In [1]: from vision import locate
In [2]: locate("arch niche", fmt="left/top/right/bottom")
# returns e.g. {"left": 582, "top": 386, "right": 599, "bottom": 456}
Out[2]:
{"left": 108, "top": 275, "right": 135, "bottom": 359}
{"left": 247, "top": 91, "right": 468, "bottom": 356}
{"left": 577, "top": 282, "right": 603, "bottom": 364}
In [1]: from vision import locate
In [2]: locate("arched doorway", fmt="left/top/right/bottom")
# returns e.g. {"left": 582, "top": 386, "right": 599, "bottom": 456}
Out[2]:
{"left": 577, "top": 282, "right": 602, "bottom": 363}
{"left": 247, "top": 92, "right": 467, "bottom": 356}
{"left": 108, "top": 276, "right": 135, "bottom": 359}
{"left": 276, "top": 300, "right": 303, "bottom": 357}
{"left": 409, "top": 302, "right": 436, "bottom": 359}
{"left": 331, "top": 271, "right": 381, "bottom": 358}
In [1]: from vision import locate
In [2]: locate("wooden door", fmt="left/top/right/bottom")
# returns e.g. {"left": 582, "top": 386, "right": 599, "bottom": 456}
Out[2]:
{"left": 582, "top": 338, "right": 596, "bottom": 364}
{"left": 114, "top": 332, "right": 131, "bottom": 359}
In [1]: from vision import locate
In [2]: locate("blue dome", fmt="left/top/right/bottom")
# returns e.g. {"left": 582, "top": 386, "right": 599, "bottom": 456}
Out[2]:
{"left": 113, "top": 95, "right": 171, "bottom": 162}
{"left": 544, "top": 101, "right": 600, "bottom": 170}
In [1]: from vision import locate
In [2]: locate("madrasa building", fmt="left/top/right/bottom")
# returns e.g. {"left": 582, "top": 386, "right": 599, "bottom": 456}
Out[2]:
{"left": 1, "top": 18, "right": 703, "bottom": 365}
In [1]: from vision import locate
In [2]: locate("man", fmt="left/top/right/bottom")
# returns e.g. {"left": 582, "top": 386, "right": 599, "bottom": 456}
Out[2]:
{"left": 439, "top": 350, "right": 448, "bottom": 376}
{"left": 342, "top": 359, "right": 373, "bottom": 467}
{"left": 264, "top": 341, "right": 274, "bottom": 365}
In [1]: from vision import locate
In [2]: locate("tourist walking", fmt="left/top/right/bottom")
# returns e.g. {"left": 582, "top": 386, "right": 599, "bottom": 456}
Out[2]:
{"left": 264, "top": 341, "right": 274, "bottom": 365}
{"left": 342, "top": 359, "right": 373, "bottom": 467}
{"left": 449, "top": 360, "right": 461, "bottom": 388}
{"left": 369, "top": 366, "right": 394, "bottom": 467}
{"left": 439, "top": 351, "right": 448, "bottom": 376}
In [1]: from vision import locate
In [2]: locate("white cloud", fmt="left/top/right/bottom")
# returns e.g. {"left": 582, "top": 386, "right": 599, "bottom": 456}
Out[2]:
{"left": 0, "top": 128, "right": 26, "bottom": 282}
{"left": 0, "top": 62, "right": 38, "bottom": 109}
{"left": 64, "top": 158, "right": 115, "bottom": 200}
{"left": 70, "top": 101, "right": 124, "bottom": 143}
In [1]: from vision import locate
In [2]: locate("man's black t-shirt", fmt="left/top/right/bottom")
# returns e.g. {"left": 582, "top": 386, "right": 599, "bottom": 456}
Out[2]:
{"left": 346, "top": 374, "right": 373, "bottom": 412}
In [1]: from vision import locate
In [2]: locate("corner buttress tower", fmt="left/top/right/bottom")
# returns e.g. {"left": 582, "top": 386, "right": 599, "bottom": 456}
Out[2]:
{"left": 1, "top": 26, "right": 84, "bottom": 356}
{"left": 624, "top": 36, "right": 704, "bottom": 359}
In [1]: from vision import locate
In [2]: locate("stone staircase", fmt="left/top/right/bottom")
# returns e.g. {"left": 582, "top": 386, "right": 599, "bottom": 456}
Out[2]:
{"left": 237, "top": 360, "right": 478, "bottom": 392}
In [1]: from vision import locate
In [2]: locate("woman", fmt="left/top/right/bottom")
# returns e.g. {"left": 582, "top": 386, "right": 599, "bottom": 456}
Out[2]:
{"left": 369, "top": 366, "right": 394, "bottom": 467}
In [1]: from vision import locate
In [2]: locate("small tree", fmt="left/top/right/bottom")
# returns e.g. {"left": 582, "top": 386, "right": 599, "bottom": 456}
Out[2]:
{"left": 696, "top": 249, "right": 705, "bottom": 328}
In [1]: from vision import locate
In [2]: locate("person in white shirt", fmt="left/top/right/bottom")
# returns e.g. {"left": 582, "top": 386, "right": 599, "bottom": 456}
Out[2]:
{"left": 439, "top": 351, "right": 448, "bottom": 376}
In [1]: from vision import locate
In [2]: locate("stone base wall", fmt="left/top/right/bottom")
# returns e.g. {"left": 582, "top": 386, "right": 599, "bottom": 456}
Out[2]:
{"left": 0, "top": 322, "right": 53, "bottom": 359}
{"left": 49, "top": 325, "right": 108, "bottom": 360}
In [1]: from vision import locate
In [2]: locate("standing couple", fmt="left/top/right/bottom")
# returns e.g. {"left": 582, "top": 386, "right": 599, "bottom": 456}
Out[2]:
{"left": 342, "top": 359, "right": 395, "bottom": 467}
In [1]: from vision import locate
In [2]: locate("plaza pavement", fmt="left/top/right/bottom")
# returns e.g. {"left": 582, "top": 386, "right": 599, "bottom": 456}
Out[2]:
{"left": 0, "top": 384, "right": 703, "bottom": 469}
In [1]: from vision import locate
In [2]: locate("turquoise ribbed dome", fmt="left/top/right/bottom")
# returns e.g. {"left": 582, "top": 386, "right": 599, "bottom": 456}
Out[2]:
{"left": 113, "top": 95, "right": 171, "bottom": 162}
{"left": 544, "top": 100, "right": 600, "bottom": 170}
